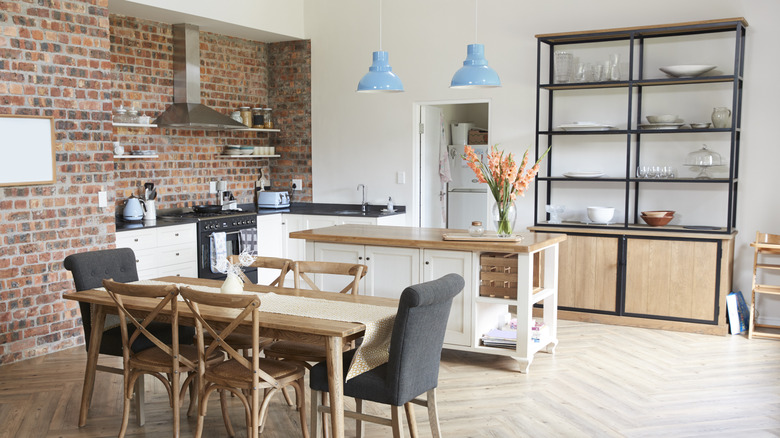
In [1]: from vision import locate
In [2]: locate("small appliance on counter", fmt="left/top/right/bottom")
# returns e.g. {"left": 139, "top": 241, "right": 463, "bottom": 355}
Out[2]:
{"left": 122, "top": 195, "right": 145, "bottom": 222}
{"left": 257, "top": 190, "right": 290, "bottom": 209}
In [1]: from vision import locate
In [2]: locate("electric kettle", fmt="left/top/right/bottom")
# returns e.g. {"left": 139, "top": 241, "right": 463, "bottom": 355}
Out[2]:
{"left": 123, "top": 195, "right": 145, "bottom": 221}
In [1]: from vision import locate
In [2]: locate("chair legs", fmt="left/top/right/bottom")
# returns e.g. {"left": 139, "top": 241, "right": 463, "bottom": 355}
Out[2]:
{"left": 311, "top": 388, "right": 441, "bottom": 438}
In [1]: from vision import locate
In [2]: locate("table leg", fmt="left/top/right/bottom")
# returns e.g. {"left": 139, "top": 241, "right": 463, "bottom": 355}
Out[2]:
{"left": 79, "top": 304, "right": 106, "bottom": 427}
{"left": 325, "top": 336, "right": 344, "bottom": 438}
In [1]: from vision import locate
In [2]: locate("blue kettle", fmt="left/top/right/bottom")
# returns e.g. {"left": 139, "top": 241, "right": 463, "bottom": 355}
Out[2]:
{"left": 123, "top": 195, "right": 145, "bottom": 221}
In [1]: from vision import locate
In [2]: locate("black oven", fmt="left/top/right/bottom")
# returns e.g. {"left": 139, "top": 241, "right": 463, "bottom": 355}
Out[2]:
{"left": 196, "top": 213, "right": 258, "bottom": 282}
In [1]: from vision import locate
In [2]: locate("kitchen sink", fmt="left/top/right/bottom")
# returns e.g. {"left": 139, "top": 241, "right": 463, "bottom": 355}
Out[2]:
{"left": 329, "top": 210, "right": 368, "bottom": 216}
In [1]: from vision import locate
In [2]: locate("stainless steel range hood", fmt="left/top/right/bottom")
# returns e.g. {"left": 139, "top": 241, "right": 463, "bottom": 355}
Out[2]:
{"left": 153, "top": 23, "right": 246, "bottom": 130}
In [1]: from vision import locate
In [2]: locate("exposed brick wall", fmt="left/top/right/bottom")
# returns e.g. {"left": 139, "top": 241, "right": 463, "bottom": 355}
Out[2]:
{"left": 0, "top": 6, "right": 312, "bottom": 366}
{"left": 111, "top": 15, "right": 277, "bottom": 209}
{"left": 0, "top": 0, "right": 113, "bottom": 364}
{"left": 268, "top": 40, "right": 312, "bottom": 202}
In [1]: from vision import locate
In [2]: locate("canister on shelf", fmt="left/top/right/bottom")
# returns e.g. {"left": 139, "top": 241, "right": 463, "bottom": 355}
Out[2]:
{"left": 251, "top": 107, "right": 264, "bottom": 128}
{"left": 239, "top": 106, "right": 252, "bottom": 127}
{"left": 263, "top": 108, "right": 273, "bottom": 129}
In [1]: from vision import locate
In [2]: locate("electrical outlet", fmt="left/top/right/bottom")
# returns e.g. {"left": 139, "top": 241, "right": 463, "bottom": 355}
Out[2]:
{"left": 292, "top": 178, "right": 303, "bottom": 191}
{"left": 397, "top": 171, "right": 406, "bottom": 184}
{"left": 98, "top": 190, "right": 107, "bottom": 208}
{"left": 209, "top": 181, "right": 217, "bottom": 194}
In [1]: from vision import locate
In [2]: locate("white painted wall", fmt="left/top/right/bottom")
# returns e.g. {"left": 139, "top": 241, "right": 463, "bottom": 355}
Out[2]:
{"left": 304, "top": 0, "right": 780, "bottom": 322}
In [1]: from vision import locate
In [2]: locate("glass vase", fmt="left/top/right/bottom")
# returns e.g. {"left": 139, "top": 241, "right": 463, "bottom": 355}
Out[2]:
{"left": 492, "top": 201, "right": 517, "bottom": 237}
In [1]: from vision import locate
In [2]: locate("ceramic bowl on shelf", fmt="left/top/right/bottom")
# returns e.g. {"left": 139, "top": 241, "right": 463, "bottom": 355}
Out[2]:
{"left": 690, "top": 122, "right": 711, "bottom": 129}
{"left": 587, "top": 206, "right": 614, "bottom": 223}
{"left": 658, "top": 64, "right": 717, "bottom": 78}
{"left": 646, "top": 114, "right": 679, "bottom": 124}
{"left": 641, "top": 210, "right": 675, "bottom": 218}
{"left": 641, "top": 214, "right": 673, "bottom": 227}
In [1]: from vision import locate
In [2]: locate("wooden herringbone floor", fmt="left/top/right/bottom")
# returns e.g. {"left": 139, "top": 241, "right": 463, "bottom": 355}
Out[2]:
{"left": 1, "top": 320, "right": 779, "bottom": 437}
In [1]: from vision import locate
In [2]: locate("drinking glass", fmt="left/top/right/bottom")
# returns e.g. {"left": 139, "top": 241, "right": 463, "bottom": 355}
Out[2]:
{"left": 609, "top": 53, "right": 621, "bottom": 81}
{"left": 647, "top": 166, "right": 659, "bottom": 179}
{"left": 636, "top": 166, "right": 648, "bottom": 178}
{"left": 574, "top": 62, "right": 586, "bottom": 83}
{"left": 553, "top": 51, "right": 574, "bottom": 83}
{"left": 664, "top": 165, "right": 676, "bottom": 179}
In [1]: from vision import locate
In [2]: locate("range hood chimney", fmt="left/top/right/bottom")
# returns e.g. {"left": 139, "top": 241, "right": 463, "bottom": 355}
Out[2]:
{"left": 153, "top": 23, "right": 246, "bottom": 130}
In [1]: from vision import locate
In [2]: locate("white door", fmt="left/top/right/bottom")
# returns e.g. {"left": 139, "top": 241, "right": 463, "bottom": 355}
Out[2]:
{"left": 422, "top": 249, "right": 473, "bottom": 346}
{"left": 420, "top": 105, "right": 445, "bottom": 228}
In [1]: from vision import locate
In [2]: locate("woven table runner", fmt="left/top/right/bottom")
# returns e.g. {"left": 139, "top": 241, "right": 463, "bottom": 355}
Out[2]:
{"left": 131, "top": 280, "right": 396, "bottom": 380}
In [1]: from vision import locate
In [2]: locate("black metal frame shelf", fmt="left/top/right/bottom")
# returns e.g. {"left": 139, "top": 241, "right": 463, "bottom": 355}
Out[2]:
{"left": 533, "top": 18, "right": 747, "bottom": 235}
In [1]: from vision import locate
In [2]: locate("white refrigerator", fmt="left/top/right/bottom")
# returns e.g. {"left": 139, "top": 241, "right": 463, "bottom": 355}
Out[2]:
{"left": 446, "top": 145, "right": 488, "bottom": 229}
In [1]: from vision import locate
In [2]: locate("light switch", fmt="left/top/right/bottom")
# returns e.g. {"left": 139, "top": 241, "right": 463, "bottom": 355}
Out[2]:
{"left": 98, "top": 190, "right": 107, "bottom": 208}
{"left": 209, "top": 181, "right": 217, "bottom": 193}
{"left": 397, "top": 171, "right": 406, "bottom": 184}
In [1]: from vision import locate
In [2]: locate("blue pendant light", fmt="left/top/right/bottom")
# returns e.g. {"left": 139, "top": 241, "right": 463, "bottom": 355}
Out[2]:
{"left": 451, "top": 0, "right": 501, "bottom": 89}
{"left": 357, "top": 0, "right": 404, "bottom": 93}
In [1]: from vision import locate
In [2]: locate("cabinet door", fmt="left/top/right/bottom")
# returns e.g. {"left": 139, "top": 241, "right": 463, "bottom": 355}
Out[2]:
{"left": 624, "top": 238, "right": 719, "bottom": 322}
{"left": 256, "top": 214, "right": 287, "bottom": 285}
{"left": 282, "top": 214, "right": 306, "bottom": 262}
{"left": 365, "top": 246, "right": 421, "bottom": 299}
{"left": 156, "top": 224, "right": 195, "bottom": 247}
{"left": 422, "top": 249, "right": 472, "bottom": 346}
{"left": 311, "top": 242, "right": 366, "bottom": 292}
{"left": 558, "top": 234, "right": 619, "bottom": 312}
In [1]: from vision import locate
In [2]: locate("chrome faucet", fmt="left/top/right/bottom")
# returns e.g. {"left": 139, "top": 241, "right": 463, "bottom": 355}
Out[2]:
{"left": 357, "top": 184, "right": 368, "bottom": 212}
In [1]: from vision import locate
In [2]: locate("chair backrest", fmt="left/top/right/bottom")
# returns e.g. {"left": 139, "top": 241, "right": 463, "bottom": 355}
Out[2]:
{"left": 179, "top": 287, "right": 281, "bottom": 388}
{"left": 293, "top": 261, "right": 368, "bottom": 294}
{"left": 756, "top": 232, "right": 780, "bottom": 246}
{"left": 63, "top": 248, "right": 139, "bottom": 348}
{"left": 102, "top": 280, "right": 193, "bottom": 371}
{"left": 384, "top": 273, "right": 464, "bottom": 406}
{"left": 228, "top": 255, "right": 293, "bottom": 287}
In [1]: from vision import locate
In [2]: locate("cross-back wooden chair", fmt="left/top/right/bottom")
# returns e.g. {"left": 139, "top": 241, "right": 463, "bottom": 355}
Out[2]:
{"left": 292, "top": 261, "right": 367, "bottom": 294}
{"left": 179, "top": 286, "right": 309, "bottom": 438}
{"left": 102, "top": 279, "right": 223, "bottom": 438}
{"left": 228, "top": 255, "right": 293, "bottom": 287}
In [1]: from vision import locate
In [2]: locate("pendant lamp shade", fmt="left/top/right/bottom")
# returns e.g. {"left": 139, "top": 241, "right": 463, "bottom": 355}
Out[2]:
{"left": 357, "top": 51, "right": 404, "bottom": 93}
{"left": 450, "top": 43, "right": 501, "bottom": 88}
{"left": 357, "top": 0, "right": 404, "bottom": 93}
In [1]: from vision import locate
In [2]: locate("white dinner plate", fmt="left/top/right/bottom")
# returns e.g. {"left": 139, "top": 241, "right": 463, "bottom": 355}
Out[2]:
{"left": 639, "top": 123, "right": 685, "bottom": 130}
{"left": 659, "top": 64, "right": 717, "bottom": 78}
{"left": 563, "top": 171, "right": 604, "bottom": 178}
{"left": 558, "top": 123, "right": 614, "bottom": 131}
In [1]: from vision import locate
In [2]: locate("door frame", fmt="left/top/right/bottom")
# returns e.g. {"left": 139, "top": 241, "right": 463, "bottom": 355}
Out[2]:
{"left": 412, "top": 98, "right": 492, "bottom": 227}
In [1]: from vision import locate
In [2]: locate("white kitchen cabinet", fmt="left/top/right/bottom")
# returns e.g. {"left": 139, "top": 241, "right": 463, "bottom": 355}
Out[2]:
{"left": 309, "top": 242, "right": 472, "bottom": 346}
{"left": 256, "top": 214, "right": 288, "bottom": 285}
{"left": 116, "top": 223, "right": 197, "bottom": 280}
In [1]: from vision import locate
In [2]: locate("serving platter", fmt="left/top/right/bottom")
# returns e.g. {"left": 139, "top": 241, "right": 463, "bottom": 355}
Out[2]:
{"left": 639, "top": 122, "right": 685, "bottom": 130}
{"left": 557, "top": 123, "right": 615, "bottom": 131}
{"left": 563, "top": 171, "right": 604, "bottom": 178}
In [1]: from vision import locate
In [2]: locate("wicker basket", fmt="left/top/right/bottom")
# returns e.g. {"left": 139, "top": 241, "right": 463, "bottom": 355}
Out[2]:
{"left": 479, "top": 252, "right": 519, "bottom": 299}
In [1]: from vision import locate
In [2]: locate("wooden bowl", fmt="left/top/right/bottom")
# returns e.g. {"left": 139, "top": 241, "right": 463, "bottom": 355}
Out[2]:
{"left": 641, "top": 210, "right": 675, "bottom": 218}
{"left": 641, "top": 215, "right": 673, "bottom": 227}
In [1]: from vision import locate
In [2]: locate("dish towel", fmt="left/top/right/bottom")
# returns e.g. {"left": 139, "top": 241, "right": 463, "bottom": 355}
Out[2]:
{"left": 210, "top": 232, "right": 227, "bottom": 273}
{"left": 239, "top": 228, "right": 258, "bottom": 255}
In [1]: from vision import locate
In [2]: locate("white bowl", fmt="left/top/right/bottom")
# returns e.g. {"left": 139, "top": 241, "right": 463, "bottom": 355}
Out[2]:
{"left": 587, "top": 206, "right": 614, "bottom": 223}
{"left": 646, "top": 114, "right": 679, "bottom": 124}
{"left": 659, "top": 65, "right": 716, "bottom": 78}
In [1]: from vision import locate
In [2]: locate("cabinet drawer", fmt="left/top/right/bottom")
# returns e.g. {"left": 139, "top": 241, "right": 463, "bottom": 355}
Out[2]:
{"left": 132, "top": 248, "right": 158, "bottom": 273}
{"left": 157, "top": 225, "right": 195, "bottom": 247}
{"left": 116, "top": 229, "right": 156, "bottom": 251}
{"left": 157, "top": 245, "right": 197, "bottom": 268}
{"left": 157, "top": 262, "right": 197, "bottom": 279}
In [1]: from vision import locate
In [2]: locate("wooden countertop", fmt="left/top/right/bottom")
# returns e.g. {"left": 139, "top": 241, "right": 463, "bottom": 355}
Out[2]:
{"left": 289, "top": 225, "right": 566, "bottom": 253}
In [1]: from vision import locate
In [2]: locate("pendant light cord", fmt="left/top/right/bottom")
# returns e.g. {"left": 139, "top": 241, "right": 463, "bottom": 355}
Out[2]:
{"left": 379, "top": 0, "right": 383, "bottom": 51}
{"left": 474, "top": 0, "right": 478, "bottom": 43}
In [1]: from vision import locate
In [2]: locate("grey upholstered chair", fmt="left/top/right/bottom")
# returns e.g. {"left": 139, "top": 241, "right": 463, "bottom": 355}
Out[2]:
{"left": 309, "top": 273, "right": 465, "bottom": 438}
{"left": 63, "top": 248, "right": 195, "bottom": 426}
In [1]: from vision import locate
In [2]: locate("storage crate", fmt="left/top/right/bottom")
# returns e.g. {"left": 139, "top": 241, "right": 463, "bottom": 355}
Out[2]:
{"left": 479, "top": 252, "right": 543, "bottom": 299}
{"left": 468, "top": 128, "right": 488, "bottom": 145}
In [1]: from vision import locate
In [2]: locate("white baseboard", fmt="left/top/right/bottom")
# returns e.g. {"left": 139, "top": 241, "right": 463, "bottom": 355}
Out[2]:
{"left": 756, "top": 315, "right": 780, "bottom": 326}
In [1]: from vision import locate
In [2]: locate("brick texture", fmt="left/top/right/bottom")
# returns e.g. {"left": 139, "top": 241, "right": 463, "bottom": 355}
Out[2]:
{"left": 0, "top": 6, "right": 312, "bottom": 366}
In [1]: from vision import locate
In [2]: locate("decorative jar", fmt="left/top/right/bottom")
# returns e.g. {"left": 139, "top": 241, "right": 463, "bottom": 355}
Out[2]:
{"left": 468, "top": 221, "right": 485, "bottom": 237}
{"left": 711, "top": 107, "right": 731, "bottom": 129}
{"left": 221, "top": 273, "right": 244, "bottom": 294}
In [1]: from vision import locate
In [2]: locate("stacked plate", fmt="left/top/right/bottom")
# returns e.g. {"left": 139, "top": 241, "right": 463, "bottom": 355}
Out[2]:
{"left": 557, "top": 122, "right": 615, "bottom": 131}
{"left": 563, "top": 171, "right": 604, "bottom": 178}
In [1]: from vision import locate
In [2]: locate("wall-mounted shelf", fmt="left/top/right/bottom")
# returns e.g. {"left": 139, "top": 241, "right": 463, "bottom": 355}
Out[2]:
{"left": 113, "top": 123, "right": 157, "bottom": 128}
{"left": 232, "top": 128, "right": 280, "bottom": 132}
{"left": 114, "top": 154, "right": 159, "bottom": 159}
{"left": 217, "top": 154, "right": 280, "bottom": 159}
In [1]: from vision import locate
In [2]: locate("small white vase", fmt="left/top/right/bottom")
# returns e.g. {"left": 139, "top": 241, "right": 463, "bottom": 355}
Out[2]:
{"left": 221, "top": 273, "right": 244, "bottom": 294}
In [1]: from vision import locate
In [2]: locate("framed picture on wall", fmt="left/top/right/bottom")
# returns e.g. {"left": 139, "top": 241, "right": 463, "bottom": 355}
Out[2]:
{"left": 0, "top": 114, "right": 56, "bottom": 186}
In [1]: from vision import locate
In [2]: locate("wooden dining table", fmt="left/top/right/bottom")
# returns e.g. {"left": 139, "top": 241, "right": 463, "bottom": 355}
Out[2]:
{"left": 63, "top": 276, "right": 400, "bottom": 438}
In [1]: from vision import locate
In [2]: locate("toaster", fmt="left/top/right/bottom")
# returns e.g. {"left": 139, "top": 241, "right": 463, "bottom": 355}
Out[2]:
{"left": 257, "top": 190, "right": 290, "bottom": 209}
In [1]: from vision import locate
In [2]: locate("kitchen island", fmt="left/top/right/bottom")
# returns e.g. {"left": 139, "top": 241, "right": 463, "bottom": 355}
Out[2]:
{"left": 290, "top": 224, "right": 567, "bottom": 373}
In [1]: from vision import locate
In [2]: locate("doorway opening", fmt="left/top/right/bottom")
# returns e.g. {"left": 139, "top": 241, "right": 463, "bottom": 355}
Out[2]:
{"left": 414, "top": 100, "right": 490, "bottom": 229}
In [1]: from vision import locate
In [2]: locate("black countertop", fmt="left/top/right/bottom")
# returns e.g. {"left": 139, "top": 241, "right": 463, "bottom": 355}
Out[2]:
{"left": 116, "top": 202, "right": 405, "bottom": 232}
